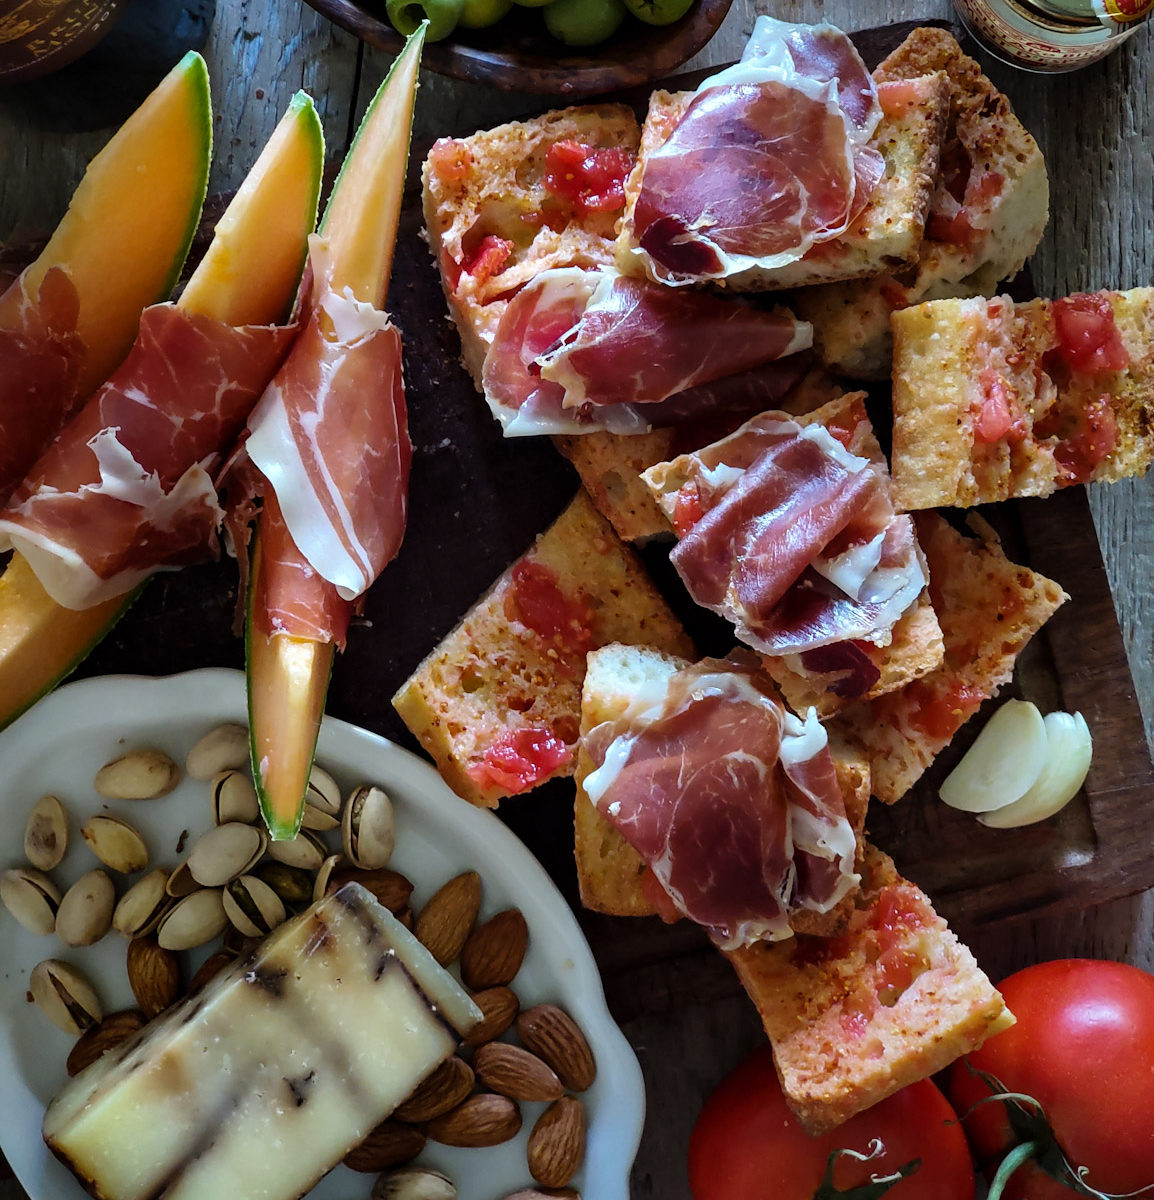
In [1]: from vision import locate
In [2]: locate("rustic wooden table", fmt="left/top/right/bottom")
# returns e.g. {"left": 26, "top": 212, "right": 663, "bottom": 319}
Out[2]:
{"left": 1, "top": 1, "right": 1151, "bottom": 1197}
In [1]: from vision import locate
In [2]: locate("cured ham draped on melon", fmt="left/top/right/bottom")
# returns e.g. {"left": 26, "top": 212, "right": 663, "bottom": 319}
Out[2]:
{"left": 0, "top": 303, "right": 300, "bottom": 610}
{"left": 0, "top": 267, "right": 85, "bottom": 507}
{"left": 628, "top": 16, "right": 884, "bottom": 283}
{"left": 582, "top": 655, "right": 858, "bottom": 948}
{"left": 649, "top": 412, "right": 926, "bottom": 659}
{"left": 481, "top": 266, "right": 813, "bottom": 436}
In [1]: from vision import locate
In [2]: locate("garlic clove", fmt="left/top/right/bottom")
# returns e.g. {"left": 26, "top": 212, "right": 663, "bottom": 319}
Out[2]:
{"left": 979, "top": 711, "right": 1092, "bottom": 829}
{"left": 939, "top": 699, "right": 1047, "bottom": 814}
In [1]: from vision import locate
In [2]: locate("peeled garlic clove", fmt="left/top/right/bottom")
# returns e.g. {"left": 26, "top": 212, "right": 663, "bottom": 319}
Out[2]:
{"left": 940, "top": 699, "right": 1047, "bottom": 814}
{"left": 979, "top": 712, "right": 1093, "bottom": 829}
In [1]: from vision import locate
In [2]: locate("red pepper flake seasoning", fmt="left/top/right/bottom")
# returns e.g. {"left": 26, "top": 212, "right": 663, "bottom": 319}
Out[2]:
{"left": 466, "top": 727, "right": 573, "bottom": 794}
{"left": 1052, "top": 293, "right": 1130, "bottom": 376}
{"left": 906, "top": 678, "right": 986, "bottom": 740}
{"left": 428, "top": 138, "right": 474, "bottom": 184}
{"left": 1043, "top": 395, "right": 1119, "bottom": 485}
{"left": 506, "top": 559, "right": 595, "bottom": 658}
{"left": 543, "top": 141, "right": 634, "bottom": 218}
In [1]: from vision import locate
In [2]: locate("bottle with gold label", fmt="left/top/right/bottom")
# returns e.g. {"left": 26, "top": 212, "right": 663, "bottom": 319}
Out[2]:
{"left": 953, "top": 0, "right": 1152, "bottom": 70}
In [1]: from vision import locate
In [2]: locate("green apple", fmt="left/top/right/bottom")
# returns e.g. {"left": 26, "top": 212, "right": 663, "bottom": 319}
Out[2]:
{"left": 460, "top": 0, "right": 515, "bottom": 28}
{"left": 386, "top": 0, "right": 463, "bottom": 41}
{"left": 621, "top": 0, "right": 694, "bottom": 24}
{"left": 544, "top": 0, "right": 626, "bottom": 44}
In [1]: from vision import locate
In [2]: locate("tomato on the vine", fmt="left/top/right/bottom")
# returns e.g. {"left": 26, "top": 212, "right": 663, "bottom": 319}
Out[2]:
{"left": 688, "top": 1045, "right": 974, "bottom": 1200}
{"left": 949, "top": 959, "right": 1154, "bottom": 1200}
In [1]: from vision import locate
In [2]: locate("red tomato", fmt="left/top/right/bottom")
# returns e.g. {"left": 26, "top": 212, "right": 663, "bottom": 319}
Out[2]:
{"left": 688, "top": 1046, "right": 974, "bottom": 1200}
{"left": 949, "top": 959, "right": 1154, "bottom": 1200}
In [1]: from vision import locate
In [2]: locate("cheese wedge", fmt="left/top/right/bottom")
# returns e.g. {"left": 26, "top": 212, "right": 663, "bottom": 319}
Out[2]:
{"left": 44, "top": 884, "right": 480, "bottom": 1200}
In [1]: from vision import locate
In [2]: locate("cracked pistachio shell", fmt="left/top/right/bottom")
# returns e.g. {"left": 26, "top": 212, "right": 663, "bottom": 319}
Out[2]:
{"left": 165, "top": 860, "right": 199, "bottom": 898}
{"left": 372, "top": 1168, "right": 457, "bottom": 1200}
{"left": 342, "top": 785, "right": 395, "bottom": 870}
{"left": 223, "top": 875, "right": 286, "bottom": 938}
{"left": 306, "top": 765, "right": 342, "bottom": 816}
{"left": 187, "top": 823, "right": 267, "bottom": 888}
{"left": 312, "top": 854, "right": 345, "bottom": 904}
{"left": 24, "top": 794, "right": 68, "bottom": 871}
{"left": 56, "top": 870, "right": 115, "bottom": 947}
{"left": 300, "top": 802, "right": 340, "bottom": 832}
{"left": 265, "top": 829, "right": 326, "bottom": 871}
{"left": 30, "top": 959, "right": 102, "bottom": 1034}
{"left": 1, "top": 867, "right": 62, "bottom": 936}
{"left": 113, "top": 869, "right": 172, "bottom": 937}
{"left": 186, "top": 723, "right": 249, "bottom": 780}
{"left": 81, "top": 815, "right": 149, "bottom": 874}
{"left": 94, "top": 749, "right": 180, "bottom": 800}
{"left": 157, "top": 889, "right": 228, "bottom": 951}
{"left": 211, "top": 769, "right": 261, "bottom": 825}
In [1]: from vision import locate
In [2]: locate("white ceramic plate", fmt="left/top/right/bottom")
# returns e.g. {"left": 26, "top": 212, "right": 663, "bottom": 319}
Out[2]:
{"left": 0, "top": 670, "right": 644, "bottom": 1200}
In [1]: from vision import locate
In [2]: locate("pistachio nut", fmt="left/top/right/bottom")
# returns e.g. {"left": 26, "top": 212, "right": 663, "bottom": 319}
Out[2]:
{"left": 223, "top": 875, "right": 286, "bottom": 938}
{"left": 157, "top": 888, "right": 228, "bottom": 951}
{"left": 56, "top": 869, "right": 115, "bottom": 947}
{"left": 24, "top": 794, "right": 68, "bottom": 871}
{"left": 254, "top": 862, "right": 315, "bottom": 908}
{"left": 187, "top": 822, "right": 267, "bottom": 888}
{"left": 165, "top": 861, "right": 199, "bottom": 898}
{"left": 300, "top": 802, "right": 340, "bottom": 832}
{"left": 312, "top": 854, "right": 345, "bottom": 904}
{"left": 81, "top": 815, "right": 149, "bottom": 874}
{"left": 306, "top": 765, "right": 342, "bottom": 816}
{"left": 95, "top": 749, "right": 180, "bottom": 801}
{"left": 186, "top": 723, "right": 250, "bottom": 781}
{"left": 30, "top": 959, "right": 102, "bottom": 1034}
{"left": 265, "top": 829, "right": 326, "bottom": 871}
{"left": 342, "top": 785, "right": 395, "bottom": 870}
{"left": 113, "top": 869, "right": 172, "bottom": 937}
{"left": 210, "top": 769, "right": 260, "bottom": 825}
{"left": 372, "top": 1168, "right": 457, "bottom": 1200}
{"left": 1, "top": 867, "right": 62, "bottom": 936}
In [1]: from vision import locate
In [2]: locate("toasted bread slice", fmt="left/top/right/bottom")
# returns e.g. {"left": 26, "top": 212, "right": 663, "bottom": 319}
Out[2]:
{"left": 393, "top": 491, "right": 692, "bottom": 809}
{"left": 831, "top": 514, "right": 1068, "bottom": 804}
{"left": 725, "top": 844, "right": 1013, "bottom": 1134}
{"left": 794, "top": 26, "right": 1049, "bottom": 379}
{"left": 422, "top": 105, "right": 641, "bottom": 387}
{"left": 573, "top": 643, "right": 871, "bottom": 931}
{"left": 615, "top": 73, "right": 949, "bottom": 292}
{"left": 639, "top": 393, "right": 944, "bottom": 714}
{"left": 890, "top": 288, "right": 1154, "bottom": 509}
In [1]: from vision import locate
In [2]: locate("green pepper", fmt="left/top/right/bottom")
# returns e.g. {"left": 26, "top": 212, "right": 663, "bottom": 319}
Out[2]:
{"left": 386, "top": 0, "right": 463, "bottom": 41}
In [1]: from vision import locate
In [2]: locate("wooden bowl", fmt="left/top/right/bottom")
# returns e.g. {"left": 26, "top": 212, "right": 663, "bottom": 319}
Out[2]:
{"left": 303, "top": 0, "right": 734, "bottom": 95}
{"left": 0, "top": 0, "right": 131, "bottom": 84}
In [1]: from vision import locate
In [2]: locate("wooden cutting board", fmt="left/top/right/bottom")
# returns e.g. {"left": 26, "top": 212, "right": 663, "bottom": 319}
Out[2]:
{"left": 57, "top": 19, "right": 1153, "bottom": 1004}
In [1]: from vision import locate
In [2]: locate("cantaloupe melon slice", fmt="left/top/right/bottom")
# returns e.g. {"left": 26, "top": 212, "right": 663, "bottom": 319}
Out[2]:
{"left": 0, "top": 94, "right": 325, "bottom": 735}
{"left": 247, "top": 28, "right": 425, "bottom": 840}
{"left": 11, "top": 51, "right": 213, "bottom": 397}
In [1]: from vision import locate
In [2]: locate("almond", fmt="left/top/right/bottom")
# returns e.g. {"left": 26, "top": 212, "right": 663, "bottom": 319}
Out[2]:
{"left": 502, "top": 1190, "right": 580, "bottom": 1200}
{"left": 527, "top": 1097, "right": 585, "bottom": 1189}
{"left": 475, "top": 1041, "right": 564, "bottom": 1103}
{"left": 344, "top": 1120, "right": 426, "bottom": 1173}
{"left": 393, "top": 1055, "right": 474, "bottom": 1123}
{"left": 66, "top": 1009, "right": 147, "bottom": 1076}
{"left": 460, "top": 908, "right": 528, "bottom": 990}
{"left": 464, "top": 986, "right": 520, "bottom": 1047}
{"left": 126, "top": 933, "right": 182, "bottom": 1018}
{"left": 516, "top": 1004, "right": 596, "bottom": 1092}
{"left": 426, "top": 1093, "right": 522, "bottom": 1148}
{"left": 415, "top": 870, "right": 482, "bottom": 965}
{"left": 328, "top": 866, "right": 413, "bottom": 913}
{"left": 188, "top": 950, "right": 234, "bottom": 995}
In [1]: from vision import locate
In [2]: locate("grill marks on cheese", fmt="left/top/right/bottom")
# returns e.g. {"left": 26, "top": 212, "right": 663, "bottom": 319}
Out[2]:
{"left": 0, "top": 303, "right": 298, "bottom": 610}
{"left": 581, "top": 657, "right": 857, "bottom": 949}
{"left": 629, "top": 17, "right": 884, "bottom": 283}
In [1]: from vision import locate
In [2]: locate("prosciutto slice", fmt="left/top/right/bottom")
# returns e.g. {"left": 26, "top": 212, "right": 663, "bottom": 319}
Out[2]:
{"left": 0, "top": 266, "right": 85, "bottom": 505}
{"left": 243, "top": 237, "right": 410, "bottom": 603}
{"left": 629, "top": 16, "right": 884, "bottom": 283}
{"left": 481, "top": 267, "right": 812, "bottom": 437}
{"left": 0, "top": 304, "right": 298, "bottom": 610}
{"left": 582, "top": 656, "right": 857, "bottom": 948}
{"left": 666, "top": 412, "right": 926, "bottom": 656}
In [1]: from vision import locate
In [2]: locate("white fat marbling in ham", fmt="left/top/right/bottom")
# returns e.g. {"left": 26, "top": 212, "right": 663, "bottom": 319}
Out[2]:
{"left": 628, "top": 16, "right": 884, "bottom": 283}
{"left": 0, "top": 303, "right": 297, "bottom": 609}
{"left": 661, "top": 411, "right": 926, "bottom": 658}
{"left": 244, "top": 236, "right": 410, "bottom": 601}
{"left": 583, "top": 657, "right": 857, "bottom": 948}
{"left": 480, "top": 266, "right": 812, "bottom": 437}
